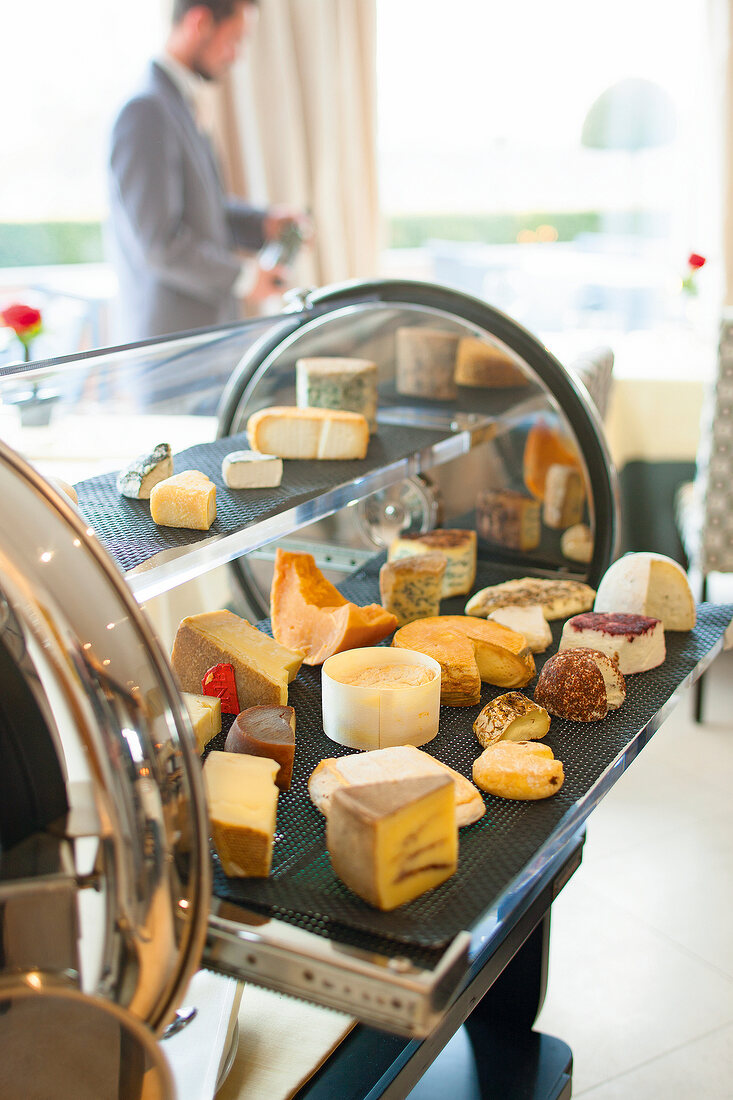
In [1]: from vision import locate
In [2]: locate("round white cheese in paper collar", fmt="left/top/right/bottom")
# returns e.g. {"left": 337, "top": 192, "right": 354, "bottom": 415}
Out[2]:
{"left": 321, "top": 646, "right": 441, "bottom": 750}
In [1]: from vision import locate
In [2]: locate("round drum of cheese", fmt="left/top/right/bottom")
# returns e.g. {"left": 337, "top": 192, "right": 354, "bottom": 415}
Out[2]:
{"left": 321, "top": 647, "right": 441, "bottom": 750}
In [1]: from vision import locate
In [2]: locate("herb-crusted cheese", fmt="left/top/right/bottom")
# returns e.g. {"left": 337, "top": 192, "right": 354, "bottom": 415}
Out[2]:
{"left": 388, "top": 529, "right": 477, "bottom": 598}
{"left": 296, "top": 357, "right": 378, "bottom": 432}
{"left": 379, "top": 553, "right": 446, "bottom": 627}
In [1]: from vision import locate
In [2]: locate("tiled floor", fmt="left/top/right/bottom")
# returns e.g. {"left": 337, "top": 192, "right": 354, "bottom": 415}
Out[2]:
{"left": 535, "top": 623, "right": 733, "bottom": 1097}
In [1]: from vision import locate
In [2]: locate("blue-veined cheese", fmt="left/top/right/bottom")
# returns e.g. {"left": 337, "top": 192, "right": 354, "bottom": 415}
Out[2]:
{"left": 388, "top": 529, "right": 476, "bottom": 598}
{"left": 296, "top": 357, "right": 378, "bottom": 432}
{"left": 378, "top": 552, "right": 446, "bottom": 627}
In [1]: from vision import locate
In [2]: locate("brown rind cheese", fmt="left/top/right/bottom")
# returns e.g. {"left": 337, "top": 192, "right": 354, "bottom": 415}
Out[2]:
{"left": 392, "top": 615, "right": 535, "bottom": 706}
{"left": 225, "top": 705, "right": 296, "bottom": 790}
{"left": 395, "top": 327, "right": 459, "bottom": 400}
{"left": 534, "top": 647, "right": 625, "bottom": 721}
{"left": 475, "top": 490, "right": 541, "bottom": 552}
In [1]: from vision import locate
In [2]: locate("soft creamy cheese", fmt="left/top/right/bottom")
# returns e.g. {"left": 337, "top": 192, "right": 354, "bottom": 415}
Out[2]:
{"left": 333, "top": 664, "right": 435, "bottom": 689}
{"left": 559, "top": 612, "right": 665, "bottom": 674}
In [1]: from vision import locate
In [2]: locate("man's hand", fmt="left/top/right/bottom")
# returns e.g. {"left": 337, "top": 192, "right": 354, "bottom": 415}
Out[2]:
{"left": 263, "top": 206, "right": 313, "bottom": 243}
{"left": 247, "top": 260, "right": 289, "bottom": 302}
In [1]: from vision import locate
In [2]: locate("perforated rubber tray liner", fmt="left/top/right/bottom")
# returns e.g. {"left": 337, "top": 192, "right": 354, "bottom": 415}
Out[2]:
{"left": 206, "top": 553, "right": 733, "bottom": 957}
{"left": 73, "top": 423, "right": 450, "bottom": 574}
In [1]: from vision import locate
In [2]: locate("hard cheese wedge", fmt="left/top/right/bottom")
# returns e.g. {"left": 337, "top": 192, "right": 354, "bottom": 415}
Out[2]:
{"left": 171, "top": 610, "right": 303, "bottom": 708}
{"left": 204, "top": 751, "right": 279, "bottom": 877}
{"left": 326, "top": 775, "right": 458, "bottom": 910}
{"left": 149, "top": 469, "right": 216, "bottom": 530}
{"left": 270, "top": 548, "right": 398, "bottom": 665}
{"left": 182, "top": 691, "right": 222, "bottom": 753}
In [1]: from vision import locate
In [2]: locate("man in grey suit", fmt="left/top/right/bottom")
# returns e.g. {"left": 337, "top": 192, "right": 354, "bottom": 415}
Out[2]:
{"left": 108, "top": 0, "right": 302, "bottom": 343}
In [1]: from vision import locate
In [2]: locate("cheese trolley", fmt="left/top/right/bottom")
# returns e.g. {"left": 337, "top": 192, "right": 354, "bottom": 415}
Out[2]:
{"left": 0, "top": 280, "right": 730, "bottom": 1099}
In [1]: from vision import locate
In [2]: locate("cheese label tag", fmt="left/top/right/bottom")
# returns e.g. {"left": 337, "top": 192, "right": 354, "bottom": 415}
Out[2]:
{"left": 202, "top": 663, "right": 240, "bottom": 714}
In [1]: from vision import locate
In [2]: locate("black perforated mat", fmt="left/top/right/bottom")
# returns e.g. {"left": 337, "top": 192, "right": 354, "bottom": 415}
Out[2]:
{"left": 73, "top": 423, "right": 450, "bottom": 574}
{"left": 205, "top": 554, "right": 733, "bottom": 959}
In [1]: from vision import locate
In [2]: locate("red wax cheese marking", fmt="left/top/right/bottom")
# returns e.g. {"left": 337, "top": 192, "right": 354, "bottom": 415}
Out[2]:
{"left": 202, "top": 663, "right": 240, "bottom": 714}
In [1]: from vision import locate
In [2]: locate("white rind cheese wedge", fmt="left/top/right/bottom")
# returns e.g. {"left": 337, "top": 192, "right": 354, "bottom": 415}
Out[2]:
{"left": 246, "top": 406, "right": 369, "bottom": 460}
{"left": 593, "top": 552, "right": 696, "bottom": 630}
{"left": 309, "top": 744, "right": 485, "bottom": 827}
{"left": 487, "top": 604, "right": 552, "bottom": 653}
{"left": 221, "top": 450, "right": 283, "bottom": 489}
{"left": 559, "top": 611, "right": 666, "bottom": 674}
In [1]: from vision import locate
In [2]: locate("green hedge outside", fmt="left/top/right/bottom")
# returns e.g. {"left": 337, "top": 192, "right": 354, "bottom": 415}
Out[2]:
{"left": 0, "top": 211, "right": 658, "bottom": 268}
{"left": 0, "top": 222, "right": 104, "bottom": 267}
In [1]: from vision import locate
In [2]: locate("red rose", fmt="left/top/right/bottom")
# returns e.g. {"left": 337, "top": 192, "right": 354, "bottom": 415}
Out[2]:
{"left": 688, "top": 253, "right": 706, "bottom": 270}
{"left": 1, "top": 303, "right": 42, "bottom": 339}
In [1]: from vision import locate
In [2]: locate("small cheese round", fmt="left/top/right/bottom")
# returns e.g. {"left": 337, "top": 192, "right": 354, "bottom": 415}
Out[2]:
{"left": 473, "top": 741, "right": 564, "bottom": 800}
{"left": 473, "top": 691, "right": 550, "bottom": 748}
{"left": 534, "top": 648, "right": 625, "bottom": 721}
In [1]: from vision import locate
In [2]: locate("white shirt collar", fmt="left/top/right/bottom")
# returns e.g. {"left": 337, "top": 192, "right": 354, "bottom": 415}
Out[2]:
{"left": 156, "top": 51, "right": 216, "bottom": 133}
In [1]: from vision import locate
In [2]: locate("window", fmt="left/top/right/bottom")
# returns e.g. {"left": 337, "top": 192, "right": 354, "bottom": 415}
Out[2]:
{"left": 376, "top": 0, "right": 719, "bottom": 369}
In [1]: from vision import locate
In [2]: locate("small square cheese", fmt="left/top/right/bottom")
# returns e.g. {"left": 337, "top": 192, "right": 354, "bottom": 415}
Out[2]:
{"left": 150, "top": 470, "right": 216, "bottom": 531}
{"left": 222, "top": 450, "right": 283, "bottom": 489}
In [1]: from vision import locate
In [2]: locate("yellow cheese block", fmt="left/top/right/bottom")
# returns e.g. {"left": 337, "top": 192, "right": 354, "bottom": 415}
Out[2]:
{"left": 150, "top": 469, "right": 216, "bottom": 530}
{"left": 182, "top": 691, "right": 222, "bottom": 753}
{"left": 327, "top": 775, "right": 458, "bottom": 909}
{"left": 204, "top": 751, "right": 279, "bottom": 876}
{"left": 171, "top": 610, "right": 303, "bottom": 708}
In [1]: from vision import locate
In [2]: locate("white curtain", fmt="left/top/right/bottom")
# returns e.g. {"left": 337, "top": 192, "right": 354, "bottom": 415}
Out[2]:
{"left": 227, "top": 0, "right": 381, "bottom": 288}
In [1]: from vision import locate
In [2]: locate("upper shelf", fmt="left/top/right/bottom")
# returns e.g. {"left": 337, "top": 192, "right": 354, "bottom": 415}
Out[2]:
{"left": 74, "top": 412, "right": 511, "bottom": 602}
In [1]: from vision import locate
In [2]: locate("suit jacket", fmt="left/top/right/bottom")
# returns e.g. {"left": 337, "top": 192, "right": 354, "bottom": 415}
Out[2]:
{"left": 107, "top": 62, "right": 266, "bottom": 343}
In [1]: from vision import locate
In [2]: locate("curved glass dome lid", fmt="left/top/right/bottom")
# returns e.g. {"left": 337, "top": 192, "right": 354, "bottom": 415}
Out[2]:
{"left": 0, "top": 438, "right": 211, "bottom": 1034}
{"left": 218, "top": 278, "right": 620, "bottom": 587}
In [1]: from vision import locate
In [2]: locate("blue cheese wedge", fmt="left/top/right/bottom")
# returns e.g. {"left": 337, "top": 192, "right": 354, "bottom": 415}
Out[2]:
{"left": 388, "top": 529, "right": 477, "bottom": 598}
{"left": 296, "top": 357, "right": 378, "bottom": 432}
{"left": 378, "top": 552, "right": 447, "bottom": 628}
{"left": 117, "top": 443, "right": 172, "bottom": 500}
{"left": 222, "top": 450, "right": 283, "bottom": 489}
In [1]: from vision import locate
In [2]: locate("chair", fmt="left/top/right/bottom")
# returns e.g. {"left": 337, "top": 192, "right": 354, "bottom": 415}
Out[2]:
{"left": 676, "top": 314, "right": 733, "bottom": 720}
